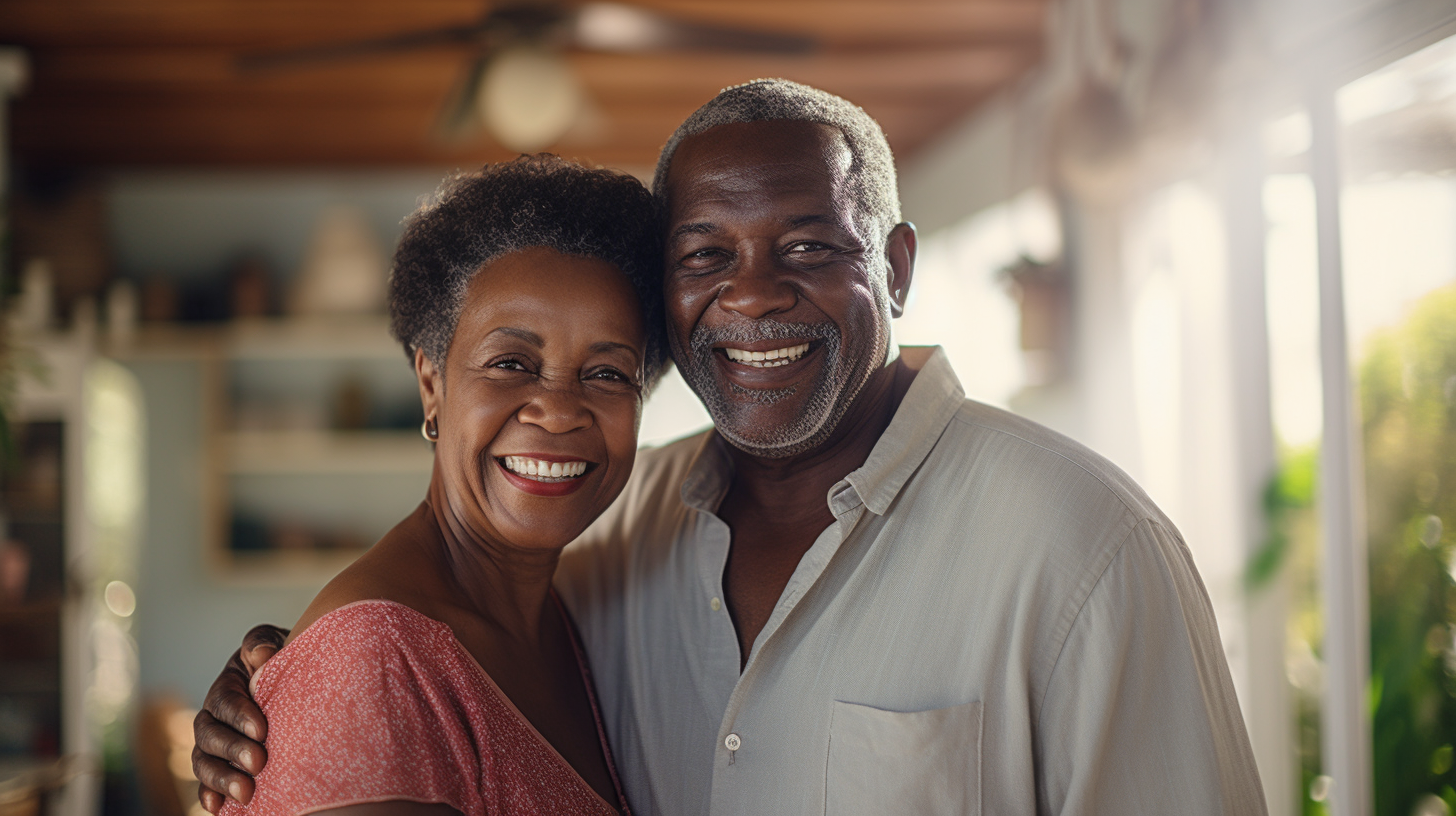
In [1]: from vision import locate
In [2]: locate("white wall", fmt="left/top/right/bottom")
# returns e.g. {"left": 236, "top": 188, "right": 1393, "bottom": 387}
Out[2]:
{"left": 128, "top": 359, "right": 323, "bottom": 705}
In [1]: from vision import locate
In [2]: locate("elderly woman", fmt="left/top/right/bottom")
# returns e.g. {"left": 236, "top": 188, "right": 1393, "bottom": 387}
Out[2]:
{"left": 218, "top": 155, "right": 665, "bottom": 816}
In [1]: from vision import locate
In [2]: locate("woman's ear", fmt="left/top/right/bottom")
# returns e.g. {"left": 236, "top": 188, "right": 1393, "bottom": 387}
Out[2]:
{"left": 415, "top": 347, "right": 443, "bottom": 426}
{"left": 885, "top": 222, "right": 917, "bottom": 318}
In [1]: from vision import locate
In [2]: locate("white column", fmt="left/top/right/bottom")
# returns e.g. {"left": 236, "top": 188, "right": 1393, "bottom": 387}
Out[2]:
{"left": 1069, "top": 200, "right": 1144, "bottom": 475}
{"left": 1307, "top": 77, "right": 1373, "bottom": 816}
{"left": 1220, "top": 101, "right": 1296, "bottom": 815}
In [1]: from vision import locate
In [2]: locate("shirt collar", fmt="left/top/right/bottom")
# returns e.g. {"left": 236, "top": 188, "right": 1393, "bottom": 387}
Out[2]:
{"left": 678, "top": 346, "right": 965, "bottom": 518}
{"left": 840, "top": 346, "right": 964, "bottom": 516}
{"left": 679, "top": 429, "right": 734, "bottom": 511}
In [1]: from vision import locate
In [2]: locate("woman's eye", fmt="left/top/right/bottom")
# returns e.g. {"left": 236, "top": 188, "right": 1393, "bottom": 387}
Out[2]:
{"left": 490, "top": 358, "right": 530, "bottom": 372}
{"left": 588, "top": 368, "right": 637, "bottom": 388}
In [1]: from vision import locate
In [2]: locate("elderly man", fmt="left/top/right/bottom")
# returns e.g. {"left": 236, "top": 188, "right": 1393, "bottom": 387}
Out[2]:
{"left": 194, "top": 79, "right": 1264, "bottom": 815}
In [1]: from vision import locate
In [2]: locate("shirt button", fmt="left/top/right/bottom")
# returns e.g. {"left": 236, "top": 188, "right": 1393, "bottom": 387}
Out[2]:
{"left": 710, "top": 597, "right": 722, "bottom": 611}
{"left": 724, "top": 733, "right": 742, "bottom": 751}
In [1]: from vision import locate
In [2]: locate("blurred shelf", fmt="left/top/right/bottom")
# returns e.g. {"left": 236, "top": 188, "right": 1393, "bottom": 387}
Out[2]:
{"left": 108, "top": 316, "right": 404, "bottom": 362}
{"left": 223, "top": 429, "right": 433, "bottom": 474}
{"left": 115, "top": 317, "right": 432, "bottom": 575}
{"left": 222, "top": 317, "right": 403, "bottom": 361}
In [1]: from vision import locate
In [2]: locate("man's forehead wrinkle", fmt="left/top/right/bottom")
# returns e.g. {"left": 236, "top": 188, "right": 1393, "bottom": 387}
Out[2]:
{"left": 667, "top": 163, "right": 851, "bottom": 223}
{"left": 669, "top": 120, "right": 848, "bottom": 182}
{"left": 660, "top": 121, "right": 866, "bottom": 249}
{"left": 668, "top": 221, "right": 716, "bottom": 242}
{"left": 786, "top": 213, "right": 854, "bottom": 232}
{"left": 684, "top": 156, "right": 839, "bottom": 194}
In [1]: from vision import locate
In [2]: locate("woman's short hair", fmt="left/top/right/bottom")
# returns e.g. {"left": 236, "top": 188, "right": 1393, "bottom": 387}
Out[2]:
{"left": 389, "top": 154, "right": 667, "bottom": 390}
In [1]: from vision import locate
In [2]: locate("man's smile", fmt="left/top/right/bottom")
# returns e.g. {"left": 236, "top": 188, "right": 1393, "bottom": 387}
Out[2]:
{"left": 719, "top": 342, "right": 812, "bottom": 369}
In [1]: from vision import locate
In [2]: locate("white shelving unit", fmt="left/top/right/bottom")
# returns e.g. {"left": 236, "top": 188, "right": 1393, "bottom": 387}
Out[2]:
{"left": 222, "top": 430, "right": 431, "bottom": 475}
{"left": 115, "top": 317, "right": 432, "bottom": 578}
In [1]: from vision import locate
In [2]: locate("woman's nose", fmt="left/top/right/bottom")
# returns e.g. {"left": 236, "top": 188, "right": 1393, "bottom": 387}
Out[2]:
{"left": 516, "top": 384, "right": 593, "bottom": 434}
{"left": 716, "top": 255, "right": 797, "bottom": 319}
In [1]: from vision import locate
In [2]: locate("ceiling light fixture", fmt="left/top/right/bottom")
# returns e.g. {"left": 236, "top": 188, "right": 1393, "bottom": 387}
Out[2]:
{"left": 475, "top": 44, "right": 584, "bottom": 153}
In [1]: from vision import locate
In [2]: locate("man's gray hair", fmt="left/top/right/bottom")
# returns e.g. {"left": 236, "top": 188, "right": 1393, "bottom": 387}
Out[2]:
{"left": 651, "top": 79, "right": 902, "bottom": 253}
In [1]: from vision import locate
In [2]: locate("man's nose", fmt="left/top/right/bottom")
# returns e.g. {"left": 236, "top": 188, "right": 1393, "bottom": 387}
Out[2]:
{"left": 517, "top": 384, "right": 593, "bottom": 434}
{"left": 716, "top": 253, "right": 797, "bottom": 319}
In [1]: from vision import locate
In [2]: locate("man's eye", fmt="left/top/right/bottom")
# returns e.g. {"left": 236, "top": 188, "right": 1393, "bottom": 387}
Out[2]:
{"left": 678, "top": 247, "right": 727, "bottom": 266}
{"left": 786, "top": 241, "right": 832, "bottom": 254}
{"left": 490, "top": 358, "right": 530, "bottom": 372}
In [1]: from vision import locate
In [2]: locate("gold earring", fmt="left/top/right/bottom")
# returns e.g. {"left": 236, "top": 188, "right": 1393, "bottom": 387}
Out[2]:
{"left": 421, "top": 417, "right": 439, "bottom": 441}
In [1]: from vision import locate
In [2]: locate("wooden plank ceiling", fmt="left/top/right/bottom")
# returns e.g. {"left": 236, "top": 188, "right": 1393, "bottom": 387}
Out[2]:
{"left": 2, "top": 0, "right": 1048, "bottom": 170}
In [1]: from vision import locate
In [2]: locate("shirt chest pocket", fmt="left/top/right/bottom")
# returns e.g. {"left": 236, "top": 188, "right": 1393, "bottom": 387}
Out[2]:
{"left": 826, "top": 699, "right": 983, "bottom": 816}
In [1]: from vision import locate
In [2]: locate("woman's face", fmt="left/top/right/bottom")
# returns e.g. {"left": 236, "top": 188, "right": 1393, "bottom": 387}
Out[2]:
{"left": 417, "top": 246, "right": 646, "bottom": 553}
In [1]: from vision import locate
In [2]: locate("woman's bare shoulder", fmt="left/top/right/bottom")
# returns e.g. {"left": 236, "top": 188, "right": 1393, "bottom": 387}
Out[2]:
{"left": 286, "top": 507, "right": 449, "bottom": 644}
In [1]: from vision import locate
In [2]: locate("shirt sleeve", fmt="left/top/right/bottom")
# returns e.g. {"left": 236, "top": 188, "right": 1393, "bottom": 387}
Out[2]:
{"left": 241, "top": 612, "right": 483, "bottom": 816}
{"left": 1034, "top": 519, "right": 1268, "bottom": 815}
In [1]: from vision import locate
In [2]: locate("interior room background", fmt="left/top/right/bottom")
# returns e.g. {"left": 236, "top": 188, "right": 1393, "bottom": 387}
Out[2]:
{"left": 2, "top": 0, "right": 1455, "bottom": 814}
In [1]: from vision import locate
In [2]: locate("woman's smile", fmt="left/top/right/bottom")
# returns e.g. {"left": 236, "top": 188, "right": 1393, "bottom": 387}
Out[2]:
{"left": 496, "top": 454, "right": 597, "bottom": 497}
{"left": 501, "top": 455, "right": 592, "bottom": 481}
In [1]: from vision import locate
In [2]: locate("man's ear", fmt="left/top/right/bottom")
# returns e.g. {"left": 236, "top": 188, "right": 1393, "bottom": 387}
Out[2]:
{"left": 415, "top": 347, "right": 443, "bottom": 427}
{"left": 885, "top": 222, "right": 917, "bottom": 318}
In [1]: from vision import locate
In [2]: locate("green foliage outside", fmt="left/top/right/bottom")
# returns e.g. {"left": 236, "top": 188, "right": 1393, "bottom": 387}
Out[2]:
{"left": 1250, "top": 446, "right": 1327, "bottom": 814}
{"left": 1360, "top": 284, "right": 1456, "bottom": 815}
{"left": 1259, "top": 284, "right": 1456, "bottom": 815}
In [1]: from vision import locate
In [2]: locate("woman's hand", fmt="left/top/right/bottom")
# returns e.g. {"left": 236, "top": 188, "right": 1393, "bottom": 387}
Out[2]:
{"left": 191, "top": 624, "right": 288, "bottom": 813}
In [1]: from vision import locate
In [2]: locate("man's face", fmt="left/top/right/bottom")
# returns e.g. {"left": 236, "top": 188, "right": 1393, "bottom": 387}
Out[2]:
{"left": 662, "top": 120, "right": 894, "bottom": 459}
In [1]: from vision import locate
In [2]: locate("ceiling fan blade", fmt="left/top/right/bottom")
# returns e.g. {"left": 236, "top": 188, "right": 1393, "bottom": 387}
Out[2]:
{"left": 237, "top": 22, "right": 492, "bottom": 73}
{"left": 433, "top": 53, "right": 494, "bottom": 143}
{"left": 570, "top": 2, "right": 814, "bottom": 54}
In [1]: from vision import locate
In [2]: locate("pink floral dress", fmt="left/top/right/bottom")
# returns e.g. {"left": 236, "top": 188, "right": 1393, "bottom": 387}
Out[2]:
{"left": 221, "top": 599, "right": 630, "bottom": 816}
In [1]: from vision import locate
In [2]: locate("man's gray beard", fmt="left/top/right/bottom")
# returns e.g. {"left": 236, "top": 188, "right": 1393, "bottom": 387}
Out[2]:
{"left": 677, "top": 319, "right": 857, "bottom": 459}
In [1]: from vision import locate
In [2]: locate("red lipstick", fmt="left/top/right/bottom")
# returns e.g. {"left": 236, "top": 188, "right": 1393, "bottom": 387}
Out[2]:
{"left": 495, "top": 455, "right": 592, "bottom": 498}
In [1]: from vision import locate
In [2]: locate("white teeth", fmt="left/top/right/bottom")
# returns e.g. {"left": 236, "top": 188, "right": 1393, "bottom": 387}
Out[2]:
{"left": 502, "top": 456, "right": 588, "bottom": 482}
{"left": 723, "top": 343, "right": 811, "bottom": 368}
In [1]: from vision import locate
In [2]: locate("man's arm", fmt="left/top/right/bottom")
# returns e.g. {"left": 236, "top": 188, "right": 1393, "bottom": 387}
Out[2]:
{"left": 192, "top": 625, "right": 287, "bottom": 813}
{"left": 1034, "top": 519, "right": 1267, "bottom": 815}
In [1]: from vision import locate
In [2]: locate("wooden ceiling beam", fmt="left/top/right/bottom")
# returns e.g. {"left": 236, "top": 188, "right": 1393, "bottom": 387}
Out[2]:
{"left": 2, "top": 0, "right": 1047, "bottom": 48}
{"left": 627, "top": 0, "right": 1049, "bottom": 44}
{"left": 0, "top": 0, "right": 487, "bottom": 48}
{"left": 13, "top": 93, "right": 981, "bottom": 168}
{"left": 3, "top": 1, "right": 1046, "bottom": 169}
{"left": 573, "top": 49, "right": 1034, "bottom": 98}
{"left": 14, "top": 96, "right": 980, "bottom": 145}
{"left": 24, "top": 45, "right": 1034, "bottom": 94}
{"left": 24, "top": 47, "right": 466, "bottom": 92}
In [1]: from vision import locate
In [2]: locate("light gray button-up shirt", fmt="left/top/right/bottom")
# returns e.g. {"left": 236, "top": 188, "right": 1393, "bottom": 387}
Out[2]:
{"left": 557, "top": 347, "right": 1265, "bottom": 816}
